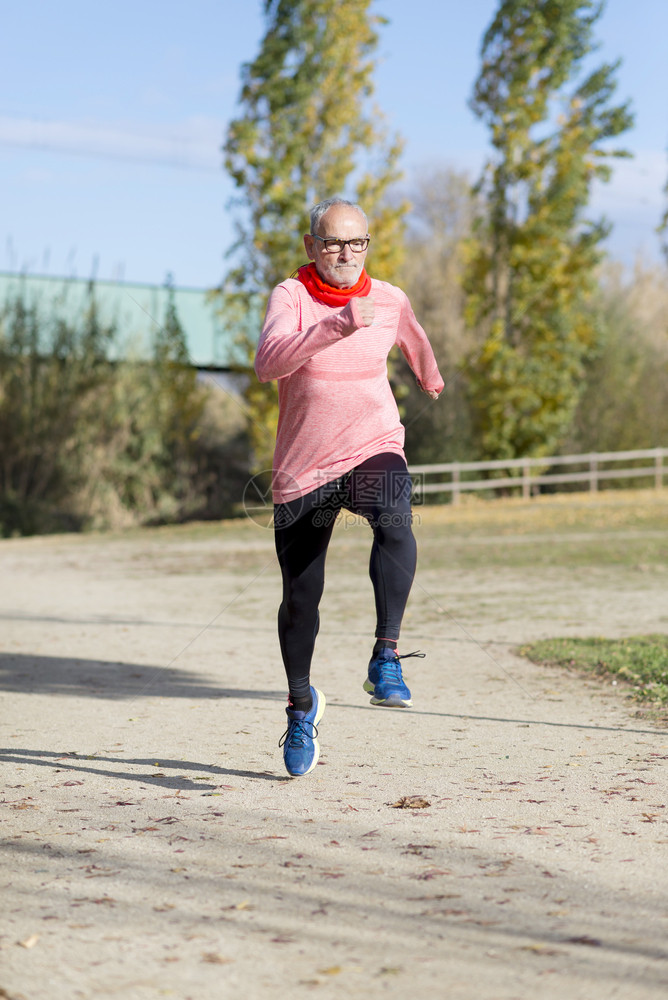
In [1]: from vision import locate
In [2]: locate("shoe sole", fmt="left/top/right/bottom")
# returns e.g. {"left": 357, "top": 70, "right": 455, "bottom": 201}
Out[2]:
{"left": 286, "top": 688, "right": 326, "bottom": 777}
{"left": 363, "top": 679, "right": 412, "bottom": 708}
{"left": 312, "top": 687, "right": 326, "bottom": 726}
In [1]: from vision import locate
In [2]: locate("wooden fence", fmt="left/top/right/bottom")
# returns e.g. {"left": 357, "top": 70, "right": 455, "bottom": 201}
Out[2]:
{"left": 409, "top": 447, "right": 667, "bottom": 504}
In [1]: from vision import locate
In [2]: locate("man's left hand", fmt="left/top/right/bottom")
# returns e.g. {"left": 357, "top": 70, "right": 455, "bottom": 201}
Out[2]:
{"left": 416, "top": 378, "right": 441, "bottom": 400}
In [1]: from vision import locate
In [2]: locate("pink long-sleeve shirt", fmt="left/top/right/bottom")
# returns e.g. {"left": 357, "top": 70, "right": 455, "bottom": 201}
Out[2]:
{"left": 255, "top": 276, "right": 444, "bottom": 504}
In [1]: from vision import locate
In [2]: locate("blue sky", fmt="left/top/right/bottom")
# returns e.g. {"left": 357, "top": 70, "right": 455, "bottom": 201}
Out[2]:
{"left": 1, "top": 0, "right": 666, "bottom": 288}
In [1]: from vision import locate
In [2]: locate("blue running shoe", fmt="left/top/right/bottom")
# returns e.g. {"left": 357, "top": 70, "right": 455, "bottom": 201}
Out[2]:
{"left": 363, "top": 649, "right": 424, "bottom": 707}
{"left": 279, "top": 686, "right": 326, "bottom": 777}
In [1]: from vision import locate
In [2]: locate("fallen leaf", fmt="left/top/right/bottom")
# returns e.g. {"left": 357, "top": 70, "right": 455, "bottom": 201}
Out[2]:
{"left": 0, "top": 987, "right": 28, "bottom": 999}
{"left": 17, "top": 934, "right": 40, "bottom": 949}
{"left": 520, "top": 943, "right": 562, "bottom": 955}
{"left": 412, "top": 868, "right": 451, "bottom": 881}
{"left": 407, "top": 894, "right": 461, "bottom": 901}
{"left": 402, "top": 843, "right": 437, "bottom": 854}
{"left": 201, "top": 952, "right": 234, "bottom": 964}
{"left": 72, "top": 896, "right": 115, "bottom": 907}
{"left": 421, "top": 907, "right": 467, "bottom": 917}
{"left": 389, "top": 796, "right": 431, "bottom": 809}
{"left": 567, "top": 935, "right": 602, "bottom": 947}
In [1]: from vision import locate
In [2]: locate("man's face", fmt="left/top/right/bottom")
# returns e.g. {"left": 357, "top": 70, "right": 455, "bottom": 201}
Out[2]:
{"left": 303, "top": 205, "right": 369, "bottom": 288}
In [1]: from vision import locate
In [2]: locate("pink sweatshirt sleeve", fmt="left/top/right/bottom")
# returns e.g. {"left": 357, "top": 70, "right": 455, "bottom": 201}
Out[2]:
{"left": 395, "top": 292, "right": 445, "bottom": 395}
{"left": 255, "top": 285, "right": 366, "bottom": 382}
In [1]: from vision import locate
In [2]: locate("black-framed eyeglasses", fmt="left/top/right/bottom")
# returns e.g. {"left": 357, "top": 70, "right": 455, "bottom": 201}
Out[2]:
{"left": 310, "top": 234, "right": 370, "bottom": 253}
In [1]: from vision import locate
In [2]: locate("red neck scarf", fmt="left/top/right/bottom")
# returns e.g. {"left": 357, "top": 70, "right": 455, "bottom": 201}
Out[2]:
{"left": 296, "top": 262, "right": 371, "bottom": 306}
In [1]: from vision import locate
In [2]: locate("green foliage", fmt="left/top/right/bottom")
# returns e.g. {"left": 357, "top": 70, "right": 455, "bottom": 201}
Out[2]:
{"left": 150, "top": 279, "right": 207, "bottom": 500}
{"left": 463, "top": 0, "right": 634, "bottom": 461}
{"left": 220, "top": 0, "right": 407, "bottom": 468}
{"left": 520, "top": 635, "right": 668, "bottom": 705}
{"left": 398, "top": 167, "right": 478, "bottom": 464}
{"left": 0, "top": 280, "right": 247, "bottom": 535}
{"left": 0, "top": 281, "right": 115, "bottom": 534}
{"left": 562, "top": 263, "right": 668, "bottom": 455}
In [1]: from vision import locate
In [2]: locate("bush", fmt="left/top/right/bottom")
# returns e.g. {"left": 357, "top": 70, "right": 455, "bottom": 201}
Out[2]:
{"left": 0, "top": 279, "right": 251, "bottom": 535}
{"left": 561, "top": 261, "right": 668, "bottom": 455}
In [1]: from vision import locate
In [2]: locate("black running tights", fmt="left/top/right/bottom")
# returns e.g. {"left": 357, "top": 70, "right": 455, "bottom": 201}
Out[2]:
{"left": 274, "top": 452, "right": 417, "bottom": 701}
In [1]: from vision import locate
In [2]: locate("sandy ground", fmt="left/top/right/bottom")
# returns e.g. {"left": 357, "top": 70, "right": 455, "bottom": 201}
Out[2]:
{"left": 1, "top": 508, "right": 668, "bottom": 1000}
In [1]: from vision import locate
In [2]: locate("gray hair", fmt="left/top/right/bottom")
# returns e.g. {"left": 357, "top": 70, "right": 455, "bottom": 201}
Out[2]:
{"left": 310, "top": 197, "right": 368, "bottom": 234}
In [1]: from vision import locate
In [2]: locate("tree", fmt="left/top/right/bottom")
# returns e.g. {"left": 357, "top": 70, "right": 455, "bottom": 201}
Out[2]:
{"left": 0, "top": 280, "right": 116, "bottom": 534}
{"left": 152, "top": 278, "right": 206, "bottom": 489}
{"left": 563, "top": 262, "right": 668, "bottom": 456}
{"left": 463, "top": 0, "right": 634, "bottom": 461}
{"left": 0, "top": 279, "right": 241, "bottom": 535}
{"left": 398, "top": 167, "right": 478, "bottom": 464}
{"left": 221, "top": 0, "right": 406, "bottom": 468}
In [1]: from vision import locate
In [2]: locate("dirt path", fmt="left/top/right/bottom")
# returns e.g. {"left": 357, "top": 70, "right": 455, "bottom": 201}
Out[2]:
{"left": 1, "top": 511, "right": 667, "bottom": 1000}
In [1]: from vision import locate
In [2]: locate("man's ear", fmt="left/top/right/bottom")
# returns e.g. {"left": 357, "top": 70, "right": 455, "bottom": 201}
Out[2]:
{"left": 303, "top": 234, "right": 315, "bottom": 260}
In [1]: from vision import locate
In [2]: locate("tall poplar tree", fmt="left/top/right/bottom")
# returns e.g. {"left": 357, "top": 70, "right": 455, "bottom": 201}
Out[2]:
{"left": 463, "top": 0, "right": 633, "bottom": 461}
{"left": 221, "top": 0, "right": 405, "bottom": 467}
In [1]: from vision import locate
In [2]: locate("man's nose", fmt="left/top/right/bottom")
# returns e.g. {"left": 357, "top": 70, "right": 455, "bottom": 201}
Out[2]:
{"left": 339, "top": 243, "right": 354, "bottom": 260}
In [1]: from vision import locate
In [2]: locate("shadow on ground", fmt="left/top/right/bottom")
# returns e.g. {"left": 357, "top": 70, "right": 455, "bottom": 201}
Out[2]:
{"left": 0, "top": 652, "right": 285, "bottom": 701}
{"left": 0, "top": 747, "right": 286, "bottom": 784}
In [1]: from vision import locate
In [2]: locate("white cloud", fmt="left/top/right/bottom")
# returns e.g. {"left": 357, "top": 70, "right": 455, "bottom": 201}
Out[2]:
{"left": 0, "top": 114, "right": 223, "bottom": 171}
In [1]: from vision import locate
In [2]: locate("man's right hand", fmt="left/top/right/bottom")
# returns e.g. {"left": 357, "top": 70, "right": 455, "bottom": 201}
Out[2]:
{"left": 354, "top": 295, "right": 375, "bottom": 327}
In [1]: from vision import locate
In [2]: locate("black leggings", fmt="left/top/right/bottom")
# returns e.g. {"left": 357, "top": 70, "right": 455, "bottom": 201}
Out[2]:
{"left": 274, "top": 452, "right": 417, "bottom": 701}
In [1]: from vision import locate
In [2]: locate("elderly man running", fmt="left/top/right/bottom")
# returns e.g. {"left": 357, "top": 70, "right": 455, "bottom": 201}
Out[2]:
{"left": 255, "top": 197, "right": 444, "bottom": 777}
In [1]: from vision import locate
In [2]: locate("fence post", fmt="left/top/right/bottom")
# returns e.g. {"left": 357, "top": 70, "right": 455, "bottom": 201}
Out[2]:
{"left": 452, "top": 465, "right": 460, "bottom": 505}
{"left": 589, "top": 456, "right": 599, "bottom": 493}
{"left": 522, "top": 459, "right": 531, "bottom": 498}
{"left": 656, "top": 449, "right": 664, "bottom": 490}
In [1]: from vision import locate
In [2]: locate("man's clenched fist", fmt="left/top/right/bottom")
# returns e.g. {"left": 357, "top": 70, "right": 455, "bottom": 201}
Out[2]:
{"left": 355, "top": 295, "right": 375, "bottom": 327}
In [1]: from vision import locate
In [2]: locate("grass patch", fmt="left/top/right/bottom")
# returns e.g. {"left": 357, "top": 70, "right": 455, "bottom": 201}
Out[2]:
{"left": 411, "top": 489, "right": 668, "bottom": 571}
{"left": 519, "top": 634, "right": 668, "bottom": 705}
